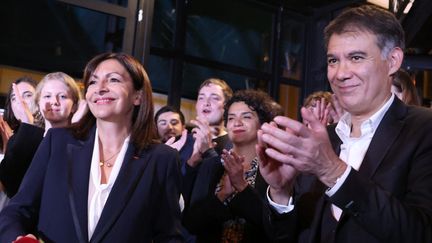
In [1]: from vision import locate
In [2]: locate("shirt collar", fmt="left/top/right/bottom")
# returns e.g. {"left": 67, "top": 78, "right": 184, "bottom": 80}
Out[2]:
{"left": 336, "top": 94, "right": 395, "bottom": 141}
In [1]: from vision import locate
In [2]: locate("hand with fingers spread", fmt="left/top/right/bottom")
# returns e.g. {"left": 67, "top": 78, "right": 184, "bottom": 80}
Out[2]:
{"left": 11, "top": 83, "right": 34, "bottom": 125}
{"left": 260, "top": 109, "right": 346, "bottom": 188}
{"left": 166, "top": 129, "right": 188, "bottom": 151}
{"left": 187, "top": 117, "right": 215, "bottom": 167}
{"left": 0, "top": 117, "right": 13, "bottom": 152}
{"left": 221, "top": 149, "right": 248, "bottom": 192}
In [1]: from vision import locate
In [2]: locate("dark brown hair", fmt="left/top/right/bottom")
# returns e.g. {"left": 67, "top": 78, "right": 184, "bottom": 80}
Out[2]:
{"left": 324, "top": 4, "right": 405, "bottom": 57}
{"left": 392, "top": 69, "right": 421, "bottom": 106}
{"left": 224, "top": 89, "right": 281, "bottom": 126}
{"left": 4, "top": 76, "right": 39, "bottom": 130}
{"left": 70, "top": 52, "right": 158, "bottom": 151}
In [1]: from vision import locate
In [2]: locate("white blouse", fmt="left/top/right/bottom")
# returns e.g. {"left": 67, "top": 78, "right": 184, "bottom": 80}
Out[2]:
{"left": 87, "top": 128, "right": 130, "bottom": 239}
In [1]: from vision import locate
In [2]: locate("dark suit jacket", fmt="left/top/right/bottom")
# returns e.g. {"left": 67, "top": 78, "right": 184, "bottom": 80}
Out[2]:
{"left": 183, "top": 155, "right": 270, "bottom": 243}
{"left": 265, "top": 98, "right": 432, "bottom": 243}
{"left": 0, "top": 123, "right": 44, "bottom": 198}
{"left": 0, "top": 127, "right": 183, "bottom": 243}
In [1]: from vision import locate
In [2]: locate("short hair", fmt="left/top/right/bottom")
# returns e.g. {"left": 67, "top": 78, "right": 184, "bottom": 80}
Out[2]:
{"left": 71, "top": 52, "right": 158, "bottom": 151}
{"left": 4, "top": 76, "right": 39, "bottom": 130}
{"left": 35, "top": 72, "right": 82, "bottom": 112}
{"left": 324, "top": 4, "right": 405, "bottom": 58}
{"left": 304, "top": 91, "right": 333, "bottom": 108}
{"left": 224, "top": 89, "right": 280, "bottom": 126}
{"left": 154, "top": 105, "right": 185, "bottom": 125}
{"left": 198, "top": 78, "right": 233, "bottom": 103}
{"left": 392, "top": 69, "right": 421, "bottom": 106}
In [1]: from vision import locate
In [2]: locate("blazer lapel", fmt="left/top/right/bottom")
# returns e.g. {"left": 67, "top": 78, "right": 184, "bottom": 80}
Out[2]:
{"left": 67, "top": 129, "right": 96, "bottom": 243}
{"left": 90, "top": 144, "right": 150, "bottom": 243}
{"left": 358, "top": 98, "right": 406, "bottom": 178}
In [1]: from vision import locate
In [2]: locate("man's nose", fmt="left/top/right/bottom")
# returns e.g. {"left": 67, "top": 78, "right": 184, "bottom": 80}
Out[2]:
{"left": 334, "top": 61, "right": 352, "bottom": 82}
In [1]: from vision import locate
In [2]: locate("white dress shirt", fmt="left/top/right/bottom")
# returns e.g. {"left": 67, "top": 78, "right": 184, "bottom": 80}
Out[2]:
{"left": 87, "top": 128, "right": 130, "bottom": 239}
{"left": 268, "top": 94, "right": 395, "bottom": 219}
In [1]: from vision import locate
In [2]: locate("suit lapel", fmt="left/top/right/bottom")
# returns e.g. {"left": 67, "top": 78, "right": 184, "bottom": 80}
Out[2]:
{"left": 358, "top": 98, "right": 406, "bottom": 178}
{"left": 90, "top": 144, "right": 150, "bottom": 243}
{"left": 67, "top": 129, "right": 95, "bottom": 242}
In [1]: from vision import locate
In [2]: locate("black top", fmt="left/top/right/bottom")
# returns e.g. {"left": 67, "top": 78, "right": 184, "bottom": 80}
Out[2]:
{"left": 0, "top": 123, "right": 44, "bottom": 198}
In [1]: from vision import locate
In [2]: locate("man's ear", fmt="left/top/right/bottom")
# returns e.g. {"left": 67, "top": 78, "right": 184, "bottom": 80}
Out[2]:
{"left": 133, "top": 90, "right": 143, "bottom": 106}
{"left": 388, "top": 47, "right": 404, "bottom": 76}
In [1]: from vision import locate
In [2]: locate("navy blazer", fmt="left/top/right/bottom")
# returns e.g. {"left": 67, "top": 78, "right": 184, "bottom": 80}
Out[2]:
{"left": 0, "top": 127, "right": 183, "bottom": 243}
{"left": 265, "top": 98, "right": 432, "bottom": 243}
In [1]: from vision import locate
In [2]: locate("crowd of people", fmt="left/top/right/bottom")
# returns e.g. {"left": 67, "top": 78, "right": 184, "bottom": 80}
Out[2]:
{"left": 0, "top": 3, "right": 431, "bottom": 243}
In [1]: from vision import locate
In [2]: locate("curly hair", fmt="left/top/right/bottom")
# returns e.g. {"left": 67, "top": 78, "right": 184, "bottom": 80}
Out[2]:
{"left": 223, "top": 89, "right": 282, "bottom": 126}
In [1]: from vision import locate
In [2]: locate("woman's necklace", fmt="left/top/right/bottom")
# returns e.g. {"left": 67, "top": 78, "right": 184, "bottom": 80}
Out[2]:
{"left": 99, "top": 149, "right": 121, "bottom": 167}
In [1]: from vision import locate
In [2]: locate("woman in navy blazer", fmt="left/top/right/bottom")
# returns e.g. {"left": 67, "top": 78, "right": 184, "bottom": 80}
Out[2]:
{"left": 0, "top": 53, "right": 183, "bottom": 243}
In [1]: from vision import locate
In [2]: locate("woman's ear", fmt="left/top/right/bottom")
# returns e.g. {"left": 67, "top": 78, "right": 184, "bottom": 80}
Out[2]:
{"left": 133, "top": 90, "right": 143, "bottom": 106}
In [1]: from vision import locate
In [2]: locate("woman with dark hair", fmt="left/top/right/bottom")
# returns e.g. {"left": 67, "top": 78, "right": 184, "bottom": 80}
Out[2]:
{"left": 0, "top": 53, "right": 183, "bottom": 243}
{"left": 183, "top": 89, "right": 281, "bottom": 243}
{"left": 0, "top": 77, "right": 43, "bottom": 211}
{"left": 391, "top": 69, "right": 421, "bottom": 106}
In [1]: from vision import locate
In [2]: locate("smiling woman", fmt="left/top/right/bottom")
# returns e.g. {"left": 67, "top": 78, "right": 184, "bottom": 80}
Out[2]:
{"left": 0, "top": 53, "right": 183, "bottom": 243}
{"left": 183, "top": 89, "right": 283, "bottom": 243}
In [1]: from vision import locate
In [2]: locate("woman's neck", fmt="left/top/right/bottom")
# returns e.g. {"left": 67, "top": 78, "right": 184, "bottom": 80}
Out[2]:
{"left": 233, "top": 142, "right": 257, "bottom": 165}
{"left": 97, "top": 120, "right": 131, "bottom": 150}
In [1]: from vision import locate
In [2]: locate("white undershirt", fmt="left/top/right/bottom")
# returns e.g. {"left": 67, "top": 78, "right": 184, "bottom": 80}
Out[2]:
{"left": 268, "top": 94, "right": 395, "bottom": 219}
{"left": 87, "top": 128, "right": 130, "bottom": 239}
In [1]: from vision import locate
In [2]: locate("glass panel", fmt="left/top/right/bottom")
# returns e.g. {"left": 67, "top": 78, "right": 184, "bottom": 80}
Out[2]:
{"left": 146, "top": 55, "right": 172, "bottom": 94}
{"left": 0, "top": 0, "right": 125, "bottom": 77}
{"left": 186, "top": 0, "right": 273, "bottom": 71}
{"left": 280, "top": 18, "right": 305, "bottom": 80}
{"left": 278, "top": 84, "right": 300, "bottom": 120}
{"left": 97, "top": 0, "right": 128, "bottom": 7}
{"left": 182, "top": 63, "right": 267, "bottom": 99}
{"left": 151, "top": 0, "right": 176, "bottom": 48}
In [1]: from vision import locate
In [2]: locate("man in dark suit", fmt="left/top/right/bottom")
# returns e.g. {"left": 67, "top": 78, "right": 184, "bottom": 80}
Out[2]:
{"left": 257, "top": 4, "right": 432, "bottom": 242}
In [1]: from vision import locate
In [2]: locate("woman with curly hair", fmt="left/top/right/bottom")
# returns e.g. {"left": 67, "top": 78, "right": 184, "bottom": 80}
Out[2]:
{"left": 183, "top": 89, "right": 282, "bottom": 243}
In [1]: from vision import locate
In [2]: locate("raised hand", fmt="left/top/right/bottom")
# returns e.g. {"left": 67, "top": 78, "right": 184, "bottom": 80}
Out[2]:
{"left": 260, "top": 110, "right": 346, "bottom": 187}
{"left": 187, "top": 117, "right": 215, "bottom": 167}
{"left": 221, "top": 149, "right": 248, "bottom": 192}
{"left": 257, "top": 128, "right": 297, "bottom": 205}
{"left": 11, "top": 83, "right": 34, "bottom": 124}
{"left": 71, "top": 99, "right": 88, "bottom": 123}
{"left": 165, "top": 129, "right": 188, "bottom": 151}
{"left": 0, "top": 117, "right": 13, "bottom": 152}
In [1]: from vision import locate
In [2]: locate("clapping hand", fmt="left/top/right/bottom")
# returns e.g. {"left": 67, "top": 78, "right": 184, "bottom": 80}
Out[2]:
{"left": 165, "top": 129, "right": 188, "bottom": 151}
{"left": 11, "top": 83, "right": 34, "bottom": 124}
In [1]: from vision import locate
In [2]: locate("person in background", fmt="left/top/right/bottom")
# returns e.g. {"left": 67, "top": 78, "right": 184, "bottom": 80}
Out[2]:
{"left": 391, "top": 69, "right": 421, "bottom": 106}
{"left": 0, "top": 72, "right": 82, "bottom": 199}
{"left": 0, "top": 76, "right": 41, "bottom": 213}
{"left": 257, "top": 4, "right": 432, "bottom": 242}
{"left": 0, "top": 52, "right": 183, "bottom": 243}
{"left": 155, "top": 105, "right": 196, "bottom": 242}
{"left": 182, "top": 78, "right": 234, "bottom": 204}
{"left": 183, "top": 89, "right": 282, "bottom": 243}
{"left": 0, "top": 77, "right": 43, "bottom": 201}
{"left": 155, "top": 105, "right": 195, "bottom": 175}
{"left": 187, "top": 78, "right": 233, "bottom": 167}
